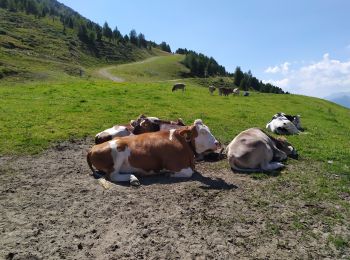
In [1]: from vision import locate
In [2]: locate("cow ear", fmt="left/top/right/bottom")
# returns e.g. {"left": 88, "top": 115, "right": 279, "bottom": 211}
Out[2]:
{"left": 179, "top": 129, "right": 192, "bottom": 142}
{"left": 194, "top": 119, "right": 203, "bottom": 125}
{"left": 140, "top": 119, "right": 149, "bottom": 127}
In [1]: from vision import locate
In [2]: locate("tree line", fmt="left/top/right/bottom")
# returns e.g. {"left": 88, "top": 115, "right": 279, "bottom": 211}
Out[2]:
{"left": 233, "top": 66, "right": 286, "bottom": 94}
{"left": 176, "top": 48, "right": 227, "bottom": 77}
{"left": 0, "top": 0, "right": 172, "bottom": 52}
{"left": 176, "top": 48, "right": 286, "bottom": 94}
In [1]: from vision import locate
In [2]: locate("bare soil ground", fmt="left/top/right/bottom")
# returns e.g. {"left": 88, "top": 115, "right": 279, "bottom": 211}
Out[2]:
{"left": 97, "top": 67, "right": 124, "bottom": 82}
{"left": 1, "top": 139, "right": 349, "bottom": 259}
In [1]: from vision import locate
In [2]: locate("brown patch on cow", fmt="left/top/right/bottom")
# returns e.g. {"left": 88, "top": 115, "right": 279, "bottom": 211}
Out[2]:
{"left": 88, "top": 142, "right": 115, "bottom": 174}
{"left": 124, "top": 128, "right": 196, "bottom": 173}
{"left": 115, "top": 139, "right": 127, "bottom": 152}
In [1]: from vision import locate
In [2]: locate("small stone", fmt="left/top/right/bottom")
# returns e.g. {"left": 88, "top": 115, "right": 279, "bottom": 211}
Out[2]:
{"left": 78, "top": 243, "right": 83, "bottom": 250}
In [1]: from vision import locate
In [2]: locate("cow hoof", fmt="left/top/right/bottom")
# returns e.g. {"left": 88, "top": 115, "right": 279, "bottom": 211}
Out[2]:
{"left": 130, "top": 179, "right": 140, "bottom": 187}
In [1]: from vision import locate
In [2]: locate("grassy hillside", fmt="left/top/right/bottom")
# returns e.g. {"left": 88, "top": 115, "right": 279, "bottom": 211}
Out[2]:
{"left": 0, "top": 8, "right": 159, "bottom": 82}
{"left": 106, "top": 54, "right": 190, "bottom": 82}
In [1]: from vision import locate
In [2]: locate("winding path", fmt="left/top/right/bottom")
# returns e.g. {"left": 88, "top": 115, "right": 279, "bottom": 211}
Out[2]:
{"left": 96, "top": 56, "right": 163, "bottom": 82}
{"left": 97, "top": 66, "right": 124, "bottom": 82}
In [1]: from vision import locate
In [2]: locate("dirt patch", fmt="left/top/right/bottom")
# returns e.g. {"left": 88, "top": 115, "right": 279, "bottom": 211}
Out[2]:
{"left": 98, "top": 67, "right": 124, "bottom": 82}
{"left": 0, "top": 139, "right": 348, "bottom": 259}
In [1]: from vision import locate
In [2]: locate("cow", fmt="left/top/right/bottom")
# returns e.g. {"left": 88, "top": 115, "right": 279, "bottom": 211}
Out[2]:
{"left": 134, "top": 117, "right": 185, "bottom": 134}
{"left": 219, "top": 87, "right": 233, "bottom": 96}
{"left": 87, "top": 119, "right": 220, "bottom": 186}
{"left": 266, "top": 112, "right": 302, "bottom": 135}
{"left": 243, "top": 91, "right": 250, "bottom": 96}
{"left": 233, "top": 88, "right": 240, "bottom": 95}
{"left": 94, "top": 124, "right": 134, "bottom": 144}
{"left": 95, "top": 115, "right": 185, "bottom": 144}
{"left": 226, "top": 128, "right": 298, "bottom": 172}
{"left": 172, "top": 83, "right": 185, "bottom": 92}
{"left": 273, "top": 112, "right": 303, "bottom": 130}
{"left": 209, "top": 86, "right": 216, "bottom": 95}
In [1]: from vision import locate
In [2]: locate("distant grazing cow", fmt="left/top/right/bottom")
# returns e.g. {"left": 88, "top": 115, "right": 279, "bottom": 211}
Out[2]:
{"left": 209, "top": 86, "right": 216, "bottom": 95}
{"left": 172, "top": 83, "right": 186, "bottom": 92}
{"left": 227, "top": 128, "right": 297, "bottom": 172}
{"left": 266, "top": 112, "right": 302, "bottom": 135}
{"left": 243, "top": 91, "right": 249, "bottom": 96}
{"left": 87, "top": 119, "right": 220, "bottom": 186}
{"left": 219, "top": 87, "right": 233, "bottom": 96}
{"left": 233, "top": 88, "right": 240, "bottom": 95}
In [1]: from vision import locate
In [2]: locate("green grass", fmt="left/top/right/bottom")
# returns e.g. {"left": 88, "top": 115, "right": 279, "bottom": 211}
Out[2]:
{"left": 108, "top": 54, "right": 190, "bottom": 82}
{"left": 1, "top": 25, "right": 350, "bottom": 258}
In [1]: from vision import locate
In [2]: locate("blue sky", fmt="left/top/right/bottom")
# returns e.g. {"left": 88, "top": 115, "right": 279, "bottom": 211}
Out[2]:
{"left": 59, "top": 0, "right": 350, "bottom": 97}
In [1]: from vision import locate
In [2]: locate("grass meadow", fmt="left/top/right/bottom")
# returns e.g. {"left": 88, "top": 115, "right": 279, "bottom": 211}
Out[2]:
{"left": 1, "top": 54, "right": 350, "bottom": 251}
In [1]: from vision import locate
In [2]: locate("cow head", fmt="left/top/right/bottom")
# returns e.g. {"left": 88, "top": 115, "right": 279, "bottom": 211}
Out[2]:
{"left": 292, "top": 115, "right": 302, "bottom": 130}
{"left": 133, "top": 116, "right": 160, "bottom": 134}
{"left": 274, "top": 137, "right": 298, "bottom": 160}
{"left": 179, "top": 119, "right": 219, "bottom": 154}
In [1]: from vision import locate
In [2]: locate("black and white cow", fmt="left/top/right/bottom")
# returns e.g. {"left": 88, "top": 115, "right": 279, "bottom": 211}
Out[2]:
{"left": 266, "top": 112, "right": 303, "bottom": 135}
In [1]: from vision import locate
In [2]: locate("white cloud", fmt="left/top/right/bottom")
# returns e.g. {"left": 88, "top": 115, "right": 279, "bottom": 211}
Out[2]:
{"left": 263, "top": 78, "right": 289, "bottom": 88}
{"left": 264, "top": 62, "right": 290, "bottom": 74}
{"left": 263, "top": 54, "right": 350, "bottom": 97}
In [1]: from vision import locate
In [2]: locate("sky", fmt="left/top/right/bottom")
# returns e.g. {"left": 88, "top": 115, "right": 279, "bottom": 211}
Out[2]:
{"left": 59, "top": 0, "right": 350, "bottom": 98}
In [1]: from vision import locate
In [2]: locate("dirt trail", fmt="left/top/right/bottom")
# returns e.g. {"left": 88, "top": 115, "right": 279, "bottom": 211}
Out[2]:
{"left": 97, "top": 67, "right": 124, "bottom": 82}
{"left": 1, "top": 139, "right": 347, "bottom": 259}
{"left": 97, "top": 57, "right": 162, "bottom": 82}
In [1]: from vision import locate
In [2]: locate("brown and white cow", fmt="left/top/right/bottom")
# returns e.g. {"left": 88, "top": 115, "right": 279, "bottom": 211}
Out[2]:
{"left": 94, "top": 115, "right": 185, "bottom": 144}
{"left": 133, "top": 117, "right": 185, "bottom": 134}
{"left": 226, "top": 128, "right": 297, "bottom": 172}
{"left": 172, "top": 83, "right": 186, "bottom": 92}
{"left": 87, "top": 119, "right": 220, "bottom": 186}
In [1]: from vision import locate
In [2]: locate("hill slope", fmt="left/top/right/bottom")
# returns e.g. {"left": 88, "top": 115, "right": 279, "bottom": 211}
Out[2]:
{"left": 0, "top": 7, "right": 160, "bottom": 82}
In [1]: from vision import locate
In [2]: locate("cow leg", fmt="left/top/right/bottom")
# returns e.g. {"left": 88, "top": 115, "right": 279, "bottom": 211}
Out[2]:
{"left": 171, "top": 167, "right": 194, "bottom": 178}
{"left": 261, "top": 162, "right": 285, "bottom": 171}
{"left": 110, "top": 171, "right": 140, "bottom": 186}
{"left": 108, "top": 142, "right": 140, "bottom": 186}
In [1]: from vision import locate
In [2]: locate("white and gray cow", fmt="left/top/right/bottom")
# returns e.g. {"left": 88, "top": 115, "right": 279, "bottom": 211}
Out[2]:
{"left": 227, "top": 128, "right": 298, "bottom": 172}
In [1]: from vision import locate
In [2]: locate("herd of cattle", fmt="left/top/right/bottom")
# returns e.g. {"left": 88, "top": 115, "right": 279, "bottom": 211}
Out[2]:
{"left": 87, "top": 112, "right": 302, "bottom": 186}
{"left": 171, "top": 83, "right": 249, "bottom": 96}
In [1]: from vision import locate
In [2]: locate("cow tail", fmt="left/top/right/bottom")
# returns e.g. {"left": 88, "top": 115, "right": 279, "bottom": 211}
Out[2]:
{"left": 86, "top": 150, "right": 95, "bottom": 175}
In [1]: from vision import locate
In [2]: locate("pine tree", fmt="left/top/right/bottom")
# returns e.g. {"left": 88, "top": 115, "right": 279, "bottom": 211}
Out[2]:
{"left": 129, "top": 29, "right": 138, "bottom": 45}
{"left": 103, "top": 22, "right": 112, "bottom": 41}
{"left": 0, "top": 0, "right": 8, "bottom": 9}
{"left": 234, "top": 66, "right": 244, "bottom": 86}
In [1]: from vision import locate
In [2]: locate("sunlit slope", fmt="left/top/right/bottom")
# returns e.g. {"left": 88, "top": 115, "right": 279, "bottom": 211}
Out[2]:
{"left": 108, "top": 54, "right": 190, "bottom": 82}
{"left": 1, "top": 79, "right": 349, "bottom": 171}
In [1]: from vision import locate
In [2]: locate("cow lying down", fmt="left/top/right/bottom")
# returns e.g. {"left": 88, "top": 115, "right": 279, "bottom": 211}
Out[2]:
{"left": 266, "top": 112, "right": 302, "bottom": 135}
{"left": 87, "top": 119, "right": 220, "bottom": 186}
{"left": 227, "top": 128, "right": 298, "bottom": 172}
{"left": 95, "top": 114, "right": 185, "bottom": 144}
